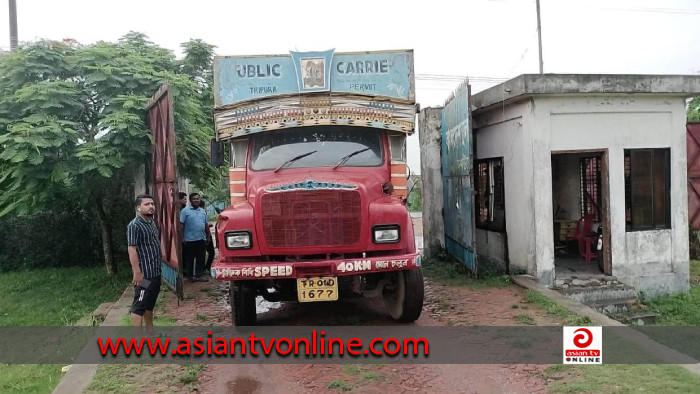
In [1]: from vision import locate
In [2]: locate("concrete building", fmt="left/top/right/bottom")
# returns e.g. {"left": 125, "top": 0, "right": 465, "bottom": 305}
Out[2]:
{"left": 470, "top": 74, "right": 700, "bottom": 296}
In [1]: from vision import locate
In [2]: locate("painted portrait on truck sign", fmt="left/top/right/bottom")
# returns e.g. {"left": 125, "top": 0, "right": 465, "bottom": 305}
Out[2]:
{"left": 301, "top": 57, "right": 325, "bottom": 89}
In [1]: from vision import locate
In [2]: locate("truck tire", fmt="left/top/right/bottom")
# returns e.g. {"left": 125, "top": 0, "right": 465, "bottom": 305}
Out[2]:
{"left": 383, "top": 269, "right": 424, "bottom": 323}
{"left": 230, "top": 282, "right": 257, "bottom": 326}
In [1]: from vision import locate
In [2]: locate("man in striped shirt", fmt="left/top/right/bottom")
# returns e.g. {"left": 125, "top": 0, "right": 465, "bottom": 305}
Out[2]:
{"left": 127, "top": 194, "right": 174, "bottom": 328}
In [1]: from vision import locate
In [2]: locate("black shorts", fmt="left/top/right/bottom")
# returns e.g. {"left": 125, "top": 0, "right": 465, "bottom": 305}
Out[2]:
{"left": 131, "top": 276, "right": 161, "bottom": 316}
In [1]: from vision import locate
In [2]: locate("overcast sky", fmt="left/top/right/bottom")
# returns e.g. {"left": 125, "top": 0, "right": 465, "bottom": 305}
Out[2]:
{"left": 1, "top": 0, "right": 699, "bottom": 174}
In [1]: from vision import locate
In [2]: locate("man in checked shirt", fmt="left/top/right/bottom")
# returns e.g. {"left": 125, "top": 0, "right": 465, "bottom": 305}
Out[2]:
{"left": 127, "top": 194, "right": 176, "bottom": 328}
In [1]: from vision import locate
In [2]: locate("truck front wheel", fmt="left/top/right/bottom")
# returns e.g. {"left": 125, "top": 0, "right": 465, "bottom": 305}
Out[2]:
{"left": 230, "top": 282, "right": 257, "bottom": 326}
{"left": 383, "top": 269, "right": 424, "bottom": 323}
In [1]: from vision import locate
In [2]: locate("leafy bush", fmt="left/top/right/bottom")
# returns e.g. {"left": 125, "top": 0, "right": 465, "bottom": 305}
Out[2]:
{"left": 690, "top": 229, "right": 700, "bottom": 260}
{"left": 0, "top": 200, "right": 132, "bottom": 272}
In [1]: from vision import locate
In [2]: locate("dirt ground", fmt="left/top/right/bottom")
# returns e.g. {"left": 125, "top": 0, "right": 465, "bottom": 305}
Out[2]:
{"left": 141, "top": 273, "right": 565, "bottom": 394}
{"left": 110, "top": 216, "right": 568, "bottom": 394}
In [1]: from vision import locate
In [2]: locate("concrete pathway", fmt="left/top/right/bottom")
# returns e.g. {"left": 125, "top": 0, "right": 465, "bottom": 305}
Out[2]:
{"left": 52, "top": 286, "right": 132, "bottom": 394}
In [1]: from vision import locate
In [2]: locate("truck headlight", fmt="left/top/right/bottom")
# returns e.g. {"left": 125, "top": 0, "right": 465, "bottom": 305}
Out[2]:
{"left": 225, "top": 231, "right": 252, "bottom": 249}
{"left": 373, "top": 225, "right": 400, "bottom": 243}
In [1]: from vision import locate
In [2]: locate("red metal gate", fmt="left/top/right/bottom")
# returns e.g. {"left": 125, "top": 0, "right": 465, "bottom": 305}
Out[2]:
{"left": 687, "top": 122, "right": 700, "bottom": 230}
{"left": 146, "top": 84, "right": 184, "bottom": 299}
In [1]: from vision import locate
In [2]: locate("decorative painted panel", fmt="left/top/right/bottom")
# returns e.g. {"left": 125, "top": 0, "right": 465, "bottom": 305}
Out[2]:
{"left": 214, "top": 50, "right": 414, "bottom": 106}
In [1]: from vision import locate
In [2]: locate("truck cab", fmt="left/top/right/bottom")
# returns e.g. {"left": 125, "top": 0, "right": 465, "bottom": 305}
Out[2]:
{"left": 210, "top": 49, "right": 423, "bottom": 325}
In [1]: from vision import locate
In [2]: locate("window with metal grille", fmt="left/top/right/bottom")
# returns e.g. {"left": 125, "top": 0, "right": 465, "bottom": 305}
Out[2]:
{"left": 624, "top": 148, "right": 671, "bottom": 231}
{"left": 475, "top": 157, "right": 505, "bottom": 232}
{"left": 579, "top": 157, "right": 601, "bottom": 221}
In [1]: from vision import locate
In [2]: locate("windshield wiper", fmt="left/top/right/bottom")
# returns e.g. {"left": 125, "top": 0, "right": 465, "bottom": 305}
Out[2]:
{"left": 274, "top": 150, "right": 317, "bottom": 173}
{"left": 333, "top": 148, "right": 371, "bottom": 169}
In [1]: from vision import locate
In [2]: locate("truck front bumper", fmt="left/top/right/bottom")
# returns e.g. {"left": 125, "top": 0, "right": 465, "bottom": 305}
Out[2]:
{"left": 211, "top": 253, "right": 421, "bottom": 281}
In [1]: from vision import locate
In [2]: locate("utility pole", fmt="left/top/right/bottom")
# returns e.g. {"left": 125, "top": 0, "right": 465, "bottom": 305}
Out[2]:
{"left": 536, "top": 0, "right": 543, "bottom": 74}
{"left": 9, "top": 0, "right": 18, "bottom": 51}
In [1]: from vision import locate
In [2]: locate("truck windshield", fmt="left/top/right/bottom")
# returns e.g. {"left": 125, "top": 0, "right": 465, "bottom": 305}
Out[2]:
{"left": 250, "top": 126, "right": 383, "bottom": 171}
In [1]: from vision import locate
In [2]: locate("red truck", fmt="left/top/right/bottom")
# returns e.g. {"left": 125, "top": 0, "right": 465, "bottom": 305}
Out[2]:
{"left": 209, "top": 49, "right": 423, "bottom": 325}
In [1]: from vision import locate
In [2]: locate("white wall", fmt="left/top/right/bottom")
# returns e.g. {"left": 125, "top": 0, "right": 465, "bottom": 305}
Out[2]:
{"left": 474, "top": 229, "right": 508, "bottom": 271}
{"left": 473, "top": 101, "right": 534, "bottom": 274}
{"left": 539, "top": 96, "right": 689, "bottom": 295}
{"left": 474, "top": 95, "right": 690, "bottom": 294}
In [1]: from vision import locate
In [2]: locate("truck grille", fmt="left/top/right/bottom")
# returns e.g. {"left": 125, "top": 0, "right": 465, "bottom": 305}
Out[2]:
{"left": 261, "top": 190, "right": 361, "bottom": 248}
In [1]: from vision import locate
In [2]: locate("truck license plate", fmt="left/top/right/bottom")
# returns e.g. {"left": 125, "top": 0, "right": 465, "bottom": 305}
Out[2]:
{"left": 297, "top": 277, "right": 338, "bottom": 302}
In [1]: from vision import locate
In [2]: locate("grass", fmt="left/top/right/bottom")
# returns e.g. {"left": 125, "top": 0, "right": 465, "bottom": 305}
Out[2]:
{"left": 327, "top": 380, "right": 353, "bottom": 391}
{"left": 0, "top": 266, "right": 131, "bottom": 326}
{"left": 421, "top": 256, "right": 511, "bottom": 288}
{"left": 643, "top": 286, "right": 700, "bottom": 326}
{"left": 195, "top": 314, "right": 208, "bottom": 322}
{"left": 342, "top": 364, "right": 363, "bottom": 376}
{"left": 514, "top": 314, "right": 536, "bottom": 325}
{"left": 360, "top": 371, "right": 380, "bottom": 381}
{"left": 543, "top": 364, "right": 700, "bottom": 393}
{"left": 340, "top": 364, "right": 384, "bottom": 387}
{"left": 435, "top": 299, "right": 452, "bottom": 312}
{"left": 691, "top": 260, "right": 700, "bottom": 278}
{"left": 0, "top": 364, "right": 65, "bottom": 394}
{"left": 522, "top": 290, "right": 592, "bottom": 326}
{"left": 642, "top": 261, "right": 700, "bottom": 326}
{"left": 0, "top": 267, "right": 131, "bottom": 394}
{"left": 87, "top": 364, "right": 205, "bottom": 393}
{"left": 407, "top": 202, "right": 422, "bottom": 212}
{"left": 179, "top": 365, "right": 204, "bottom": 384}
{"left": 629, "top": 261, "right": 700, "bottom": 358}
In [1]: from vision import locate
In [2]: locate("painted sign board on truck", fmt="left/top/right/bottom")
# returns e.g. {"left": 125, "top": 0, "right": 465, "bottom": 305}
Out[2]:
{"left": 214, "top": 49, "right": 415, "bottom": 107}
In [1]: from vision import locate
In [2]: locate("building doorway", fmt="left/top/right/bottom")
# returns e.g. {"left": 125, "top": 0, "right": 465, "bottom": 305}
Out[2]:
{"left": 551, "top": 150, "right": 611, "bottom": 279}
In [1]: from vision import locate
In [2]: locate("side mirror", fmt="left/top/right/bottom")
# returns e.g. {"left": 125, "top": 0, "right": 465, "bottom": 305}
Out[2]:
{"left": 210, "top": 138, "right": 224, "bottom": 167}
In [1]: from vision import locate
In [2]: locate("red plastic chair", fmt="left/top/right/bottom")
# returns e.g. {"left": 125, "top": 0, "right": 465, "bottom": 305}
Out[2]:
{"left": 567, "top": 214, "right": 596, "bottom": 262}
{"left": 582, "top": 232, "right": 598, "bottom": 264}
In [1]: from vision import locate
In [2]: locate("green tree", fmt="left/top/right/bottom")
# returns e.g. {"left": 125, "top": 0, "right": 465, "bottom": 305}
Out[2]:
{"left": 0, "top": 33, "right": 216, "bottom": 275}
{"left": 179, "top": 39, "right": 216, "bottom": 94}
{"left": 178, "top": 39, "right": 233, "bottom": 205}
{"left": 407, "top": 175, "right": 423, "bottom": 212}
{"left": 689, "top": 97, "right": 700, "bottom": 122}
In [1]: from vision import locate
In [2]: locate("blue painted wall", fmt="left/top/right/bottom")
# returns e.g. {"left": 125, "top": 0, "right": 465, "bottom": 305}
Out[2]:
{"left": 441, "top": 83, "right": 476, "bottom": 272}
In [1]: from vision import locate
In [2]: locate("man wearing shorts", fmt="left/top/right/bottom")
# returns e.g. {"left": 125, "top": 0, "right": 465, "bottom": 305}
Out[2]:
{"left": 127, "top": 194, "right": 174, "bottom": 327}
